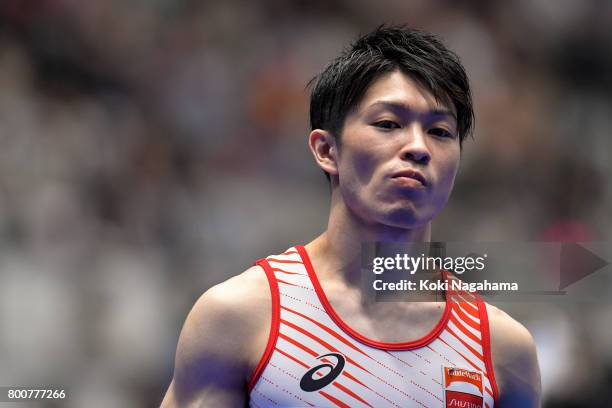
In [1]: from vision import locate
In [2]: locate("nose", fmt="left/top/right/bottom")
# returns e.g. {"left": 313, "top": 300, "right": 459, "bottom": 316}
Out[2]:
{"left": 399, "top": 124, "right": 431, "bottom": 165}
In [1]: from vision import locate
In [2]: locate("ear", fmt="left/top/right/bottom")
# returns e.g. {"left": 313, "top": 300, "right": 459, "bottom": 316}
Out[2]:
{"left": 308, "top": 129, "right": 338, "bottom": 176}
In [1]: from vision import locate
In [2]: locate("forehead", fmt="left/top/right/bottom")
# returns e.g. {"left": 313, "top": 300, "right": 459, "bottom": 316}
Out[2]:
{"left": 356, "top": 70, "right": 455, "bottom": 117}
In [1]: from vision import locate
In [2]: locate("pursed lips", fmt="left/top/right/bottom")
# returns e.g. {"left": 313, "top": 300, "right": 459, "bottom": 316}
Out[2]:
{"left": 391, "top": 169, "right": 428, "bottom": 187}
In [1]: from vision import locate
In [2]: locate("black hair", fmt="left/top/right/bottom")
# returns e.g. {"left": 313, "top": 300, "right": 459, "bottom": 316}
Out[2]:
{"left": 309, "top": 25, "right": 474, "bottom": 179}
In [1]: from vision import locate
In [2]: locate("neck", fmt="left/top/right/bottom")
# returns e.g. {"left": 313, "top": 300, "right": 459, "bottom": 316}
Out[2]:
{"left": 306, "top": 192, "right": 432, "bottom": 287}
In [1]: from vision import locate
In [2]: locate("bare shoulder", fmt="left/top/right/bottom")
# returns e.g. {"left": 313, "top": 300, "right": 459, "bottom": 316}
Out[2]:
{"left": 196, "top": 264, "right": 272, "bottom": 324}
{"left": 179, "top": 265, "right": 271, "bottom": 355}
{"left": 181, "top": 265, "right": 271, "bottom": 352}
{"left": 485, "top": 303, "right": 541, "bottom": 407}
{"left": 162, "top": 265, "right": 271, "bottom": 407}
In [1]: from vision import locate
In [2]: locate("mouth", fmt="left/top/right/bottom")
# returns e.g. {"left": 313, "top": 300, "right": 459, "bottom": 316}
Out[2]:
{"left": 391, "top": 169, "right": 428, "bottom": 188}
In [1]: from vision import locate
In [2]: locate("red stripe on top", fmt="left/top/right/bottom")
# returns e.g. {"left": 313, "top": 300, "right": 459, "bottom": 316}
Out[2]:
{"left": 281, "top": 305, "right": 369, "bottom": 358}
{"left": 454, "top": 299, "right": 479, "bottom": 319}
{"left": 342, "top": 371, "right": 371, "bottom": 390}
{"left": 271, "top": 267, "right": 303, "bottom": 275}
{"left": 267, "top": 258, "right": 304, "bottom": 264}
{"left": 449, "top": 312, "right": 482, "bottom": 345}
{"left": 453, "top": 304, "right": 480, "bottom": 331}
{"left": 333, "top": 381, "right": 374, "bottom": 408}
{"left": 455, "top": 298, "right": 479, "bottom": 317}
{"left": 446, "top": 325, "right": 484, "bottom": 361}
{"left": 279, "top": 333, "right": 318, "bottom": 357}
{"left": 319, "top": 391, "right": 351, "bottom": 408}
{"left": 275, "top": 346, "right": 309, "bottom": 368}
{"left": 276, "top": 278, "right": 298, "bottom": 287}
{"left": 280, "top": 319, "right": 372, "bottom": 375}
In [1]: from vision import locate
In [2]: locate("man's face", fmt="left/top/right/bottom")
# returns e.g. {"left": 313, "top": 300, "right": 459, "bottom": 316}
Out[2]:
{"left": 335, "top": 70, "right": 461, "bottom": 229}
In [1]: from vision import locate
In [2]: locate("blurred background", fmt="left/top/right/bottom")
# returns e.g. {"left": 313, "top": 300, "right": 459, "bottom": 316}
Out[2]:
{"left": 0, "top": 0, "right": 611, "bottom": 406}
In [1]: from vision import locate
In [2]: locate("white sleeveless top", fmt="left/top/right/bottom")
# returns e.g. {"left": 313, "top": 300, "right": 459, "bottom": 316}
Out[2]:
{"left": 248, "top": 246, "right": 498, "bottom": 408}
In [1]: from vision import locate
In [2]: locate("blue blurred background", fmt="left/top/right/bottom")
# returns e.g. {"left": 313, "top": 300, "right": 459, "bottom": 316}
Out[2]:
{"left": 0, "top": 1, "right": 611, "bottom": 406}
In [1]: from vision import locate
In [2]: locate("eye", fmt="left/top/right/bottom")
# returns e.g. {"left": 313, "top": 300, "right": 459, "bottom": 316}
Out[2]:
{"left": 428, "top": 127, "right": 455, "bottom": 139}
{"left": 373, "top": 120, "right": 401, "bottom": 130}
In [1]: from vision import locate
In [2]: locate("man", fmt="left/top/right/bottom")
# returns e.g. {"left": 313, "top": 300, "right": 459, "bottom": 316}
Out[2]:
{"left": 162, "top": 26, "right": 541, "bottom": 407}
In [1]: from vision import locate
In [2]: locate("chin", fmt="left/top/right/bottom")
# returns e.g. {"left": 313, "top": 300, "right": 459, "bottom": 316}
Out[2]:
{"left": 380, "top": 206, "right": 433, "bottom": 230}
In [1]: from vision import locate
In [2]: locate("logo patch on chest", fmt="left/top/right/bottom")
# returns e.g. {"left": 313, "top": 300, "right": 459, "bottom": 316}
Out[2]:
{"left": 442, "top": 366, "right": 484, "bottom": 408}
{"left": 299, "top": 353, "right": 346, "bottom": 392}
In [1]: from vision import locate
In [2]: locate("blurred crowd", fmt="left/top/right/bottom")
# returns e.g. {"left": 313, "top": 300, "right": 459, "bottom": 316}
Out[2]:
{"left": 0, "top": 0, "right": 611, "bottom": 406}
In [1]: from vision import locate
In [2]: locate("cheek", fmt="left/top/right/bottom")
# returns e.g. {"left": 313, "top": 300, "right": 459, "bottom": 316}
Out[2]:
{"left": 443, "top": 160, "right": 460, "bottom": 186}
{"left": 436, "top": 151, "right": 460, "bottom": 194}
{"left": 339, "top": 144, "right": 383, "bottom": 188}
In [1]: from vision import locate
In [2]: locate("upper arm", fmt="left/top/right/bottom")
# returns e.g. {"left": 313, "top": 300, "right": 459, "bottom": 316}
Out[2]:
{"left": 162, "top": 267, "right": 270, "bottom": 407}
{"left": 487, "top": 304, "right": 541, "bottom": 408}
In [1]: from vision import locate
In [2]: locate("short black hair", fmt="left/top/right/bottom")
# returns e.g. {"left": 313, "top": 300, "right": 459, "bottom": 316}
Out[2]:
{"left": 309, "top": 25, "right": 474, "bottom": 149}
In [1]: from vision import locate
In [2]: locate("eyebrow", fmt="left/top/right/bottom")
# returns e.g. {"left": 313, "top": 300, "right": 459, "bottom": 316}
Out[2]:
{"left": 366, "top": 101, "right": 457, "bottom": 120}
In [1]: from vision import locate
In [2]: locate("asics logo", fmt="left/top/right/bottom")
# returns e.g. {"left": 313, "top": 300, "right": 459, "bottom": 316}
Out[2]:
{"left": 299, "top": 353, "right": 346, "bottom": 392}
